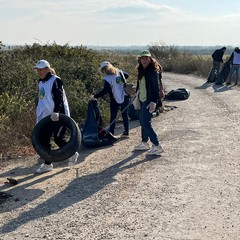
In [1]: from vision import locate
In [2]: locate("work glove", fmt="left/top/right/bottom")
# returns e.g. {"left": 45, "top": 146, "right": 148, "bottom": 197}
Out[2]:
{"left": 147, "top": 102, "right": 156, "bottom": 113}
{"left": 51, "top": 112, "right": 59, "bottom": 121}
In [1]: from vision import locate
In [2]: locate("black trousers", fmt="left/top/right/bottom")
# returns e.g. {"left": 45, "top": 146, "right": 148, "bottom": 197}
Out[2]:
{"left": 39, "top": 121, "right": 67, "bottom": 164}
{"left": 109, "top": 96, "right": 130, "bottom": 134}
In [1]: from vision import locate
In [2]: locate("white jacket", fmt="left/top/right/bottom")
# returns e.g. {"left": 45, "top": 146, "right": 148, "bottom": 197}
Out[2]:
{"left": 36, "top": 75, "right": 70, "bottom": 123}
{"left": 104, "top": 71, "right": 126, "bottom": 104}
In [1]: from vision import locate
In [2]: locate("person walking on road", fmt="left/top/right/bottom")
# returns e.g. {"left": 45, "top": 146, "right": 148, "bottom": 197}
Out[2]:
{"left": 134, "top": 50, "right": 164, "bottom": 156}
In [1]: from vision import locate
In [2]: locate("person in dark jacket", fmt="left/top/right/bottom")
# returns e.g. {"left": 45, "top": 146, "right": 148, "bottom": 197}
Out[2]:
{"left": 207, "top": 47, "right": 226, "bottom": 82}
{"left": 226, "top": 47, "right": 240, "bottom": 86}
{"left": 92, "top": 61, "right": 130, "bottom": 137}
{"left": 34, "top": 60, "right": 79, "bottom": 173}
{"left": 134, "top": 50, "right": 164, "bottom": 155}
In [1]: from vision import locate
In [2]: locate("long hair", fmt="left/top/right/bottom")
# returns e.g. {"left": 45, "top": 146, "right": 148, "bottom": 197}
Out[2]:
{"left": 101, "top": 64, "right": 118, "bottom": 75}
{"left": 137, "top": 57, "right": 161, "bottom": 80}
{"left": 50, "top": 67, "right": 56, "bottom": 75}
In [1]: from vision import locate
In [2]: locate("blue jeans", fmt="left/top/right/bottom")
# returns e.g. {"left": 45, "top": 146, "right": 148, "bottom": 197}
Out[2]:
{"left": 139, "top": 101, "right": 159, "bottom": 146}
{"left": 229, "top": 65, "right": 240, "bottom": 83}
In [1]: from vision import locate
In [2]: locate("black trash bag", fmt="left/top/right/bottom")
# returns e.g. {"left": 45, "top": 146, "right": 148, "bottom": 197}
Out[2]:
{"left": 215, "top": 60, "right": 231, "bottom": 85}
{"left": 207, "top": 67, "right": 218, "bottom": 83}
{"left": 82, "top": 100, "right": 118, "bottom": 148}
{"left": 165, "top": 88, "right": 190, "bottom": 100}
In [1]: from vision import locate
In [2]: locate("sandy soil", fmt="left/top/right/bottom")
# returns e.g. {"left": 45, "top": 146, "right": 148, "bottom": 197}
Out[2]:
{"left": 0, "top": 72, "right": 240, "bottom": 240}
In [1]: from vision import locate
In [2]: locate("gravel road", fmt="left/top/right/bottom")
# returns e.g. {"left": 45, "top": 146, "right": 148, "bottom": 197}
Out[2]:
{"left": 0, "top": 72, "right": 240, "bottom": 240}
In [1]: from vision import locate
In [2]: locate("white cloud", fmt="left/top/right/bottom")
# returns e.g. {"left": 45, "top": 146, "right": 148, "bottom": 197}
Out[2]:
{"left": 1, "top": 0, "right": 240, "bottom": 46}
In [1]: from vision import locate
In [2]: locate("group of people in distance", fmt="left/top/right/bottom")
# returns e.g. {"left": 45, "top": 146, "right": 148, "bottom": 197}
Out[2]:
{"left": 34, "top": 50, "right": 164, "bottom": 173}
{"left": 207, "top": 46, "right": 240, "bottom": 85}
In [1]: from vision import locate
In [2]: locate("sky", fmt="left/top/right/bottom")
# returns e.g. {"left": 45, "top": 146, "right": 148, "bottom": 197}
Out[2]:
{"left": 1, "top": 0, "right": 240, "bottom": 47}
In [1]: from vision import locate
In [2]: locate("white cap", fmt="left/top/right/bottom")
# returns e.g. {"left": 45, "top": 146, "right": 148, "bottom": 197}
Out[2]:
{"left": 100, "top": 61, "right": 110, "bottom": 70}
{"left": 34, "top": 60, "right": 50, "bottom": 69}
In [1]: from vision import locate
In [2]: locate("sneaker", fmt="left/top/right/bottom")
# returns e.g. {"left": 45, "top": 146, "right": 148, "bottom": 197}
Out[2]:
{"left": 36, "top": 163, "right": 53, "bottom": 173}
{"left": 121, "top": 131, "right": 129, "bottom": 138}
{"left": 147, "top": 144, "right": 164, "bottom": 156}
{"left": 68, "top": 152, "right": 79, "bottom": 166}
{"left": 134, "top": 142, "right": 150, "bottom": 151}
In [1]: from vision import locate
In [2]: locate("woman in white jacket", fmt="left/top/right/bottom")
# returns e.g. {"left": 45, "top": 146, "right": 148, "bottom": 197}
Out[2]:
{"left": 93, "top": 61, "right": 130, "bottom": 137}
{"left": 34, "top": 60, "right": 79, "bottom": 173}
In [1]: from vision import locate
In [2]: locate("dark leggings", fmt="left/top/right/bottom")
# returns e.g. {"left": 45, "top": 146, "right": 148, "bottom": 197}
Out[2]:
{"left": 109, "top": 96, "right": 130, "bottom": 134}
{"left": 38, "top": 121, "right": 67, "bottom": 164}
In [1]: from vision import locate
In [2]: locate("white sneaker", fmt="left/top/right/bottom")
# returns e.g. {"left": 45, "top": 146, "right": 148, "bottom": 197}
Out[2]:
{"left": 68, "top": 152, "right": 79, "bottom": 166}
{"left": 134, "top": 142, "right": 150, "bottom": 151}
{"left": 36, "top": 163, "right": 53, "bottom": 173}
{"left": 147, "top": 144, "right": 164, "bottom": 156}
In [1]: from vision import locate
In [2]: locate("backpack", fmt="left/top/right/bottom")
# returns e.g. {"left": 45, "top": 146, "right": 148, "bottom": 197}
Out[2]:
{"left": 165, "top": 88, "right": 190, "bottom": 100}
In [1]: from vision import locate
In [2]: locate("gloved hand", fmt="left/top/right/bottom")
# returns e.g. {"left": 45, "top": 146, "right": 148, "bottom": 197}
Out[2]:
{"left": 51, "top": 112, "right": 59, "bottom": 121}
{"left": 146, "top": 102, "right": 156, "bottom": 113}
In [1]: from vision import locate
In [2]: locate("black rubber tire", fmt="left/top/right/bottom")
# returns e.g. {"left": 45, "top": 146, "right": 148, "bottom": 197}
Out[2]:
{"left": 31, "top": 114, "right": 81, "bottom": 162}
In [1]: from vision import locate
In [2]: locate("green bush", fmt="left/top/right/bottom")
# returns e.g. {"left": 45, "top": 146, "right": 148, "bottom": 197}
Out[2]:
{"left": 0, "top": 92, "right": 30, "bottom": 124}
{"left": 0, "top": 42, "right": 217, "bottom": 156}
{"left": 0, "top": 43, "right": 138, "bottom": 155}
{"left": 149, "top": 43, "right": 212, "bottom": 77}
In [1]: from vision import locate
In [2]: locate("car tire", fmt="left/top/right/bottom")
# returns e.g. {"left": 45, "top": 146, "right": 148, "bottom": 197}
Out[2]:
{"left": 31, "top": 114, "right": 81, "bottom": 162}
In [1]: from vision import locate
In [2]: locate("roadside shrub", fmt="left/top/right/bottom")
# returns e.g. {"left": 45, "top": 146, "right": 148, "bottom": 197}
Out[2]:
{"left": 0, "top": 92, "right": 35, "bottom": 154}
{"left": 0, "top": 42, "right": 219, "bottom": 157}
{"left": 0, "top": 43, "right": 138, "bottom": 156}
{"left": 0, "top": 92, "right": 30, "bottom": 124}
{"left": 148, "top": 42, "right": 212, "bottom": 77}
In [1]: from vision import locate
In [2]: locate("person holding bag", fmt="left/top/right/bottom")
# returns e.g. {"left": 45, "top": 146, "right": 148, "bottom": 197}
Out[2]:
{"left": 92, "top": 61, "right": 130, "bottom": 137}
{"left": 134, "top": 50, "right": 164, "bottom": 155}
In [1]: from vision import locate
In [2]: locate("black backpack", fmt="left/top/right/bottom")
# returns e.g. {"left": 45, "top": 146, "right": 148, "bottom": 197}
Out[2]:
{"left": 165, "top": 88, "right": 190, "bottom": 100}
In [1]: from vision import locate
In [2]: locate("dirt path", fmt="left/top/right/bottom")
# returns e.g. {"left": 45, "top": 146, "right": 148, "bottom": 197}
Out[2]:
{"left": 0, "top": 73, "right": 240, "bottom": 240}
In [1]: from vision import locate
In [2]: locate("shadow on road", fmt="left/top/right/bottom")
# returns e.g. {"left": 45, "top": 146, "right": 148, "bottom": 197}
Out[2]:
{"left": 194, "top": 81, "right": 233, "bottom": 93}
{"left": 0, "top": 151, "right": 166, "bottom": 233}
{"left": 211, "top": 84, "right": 232, "bottom": 93}
{"left": 194, "top": 81, "right": 213, "bottom": 89}
{"left": 0, "top": 169, "right": 69, "bottom": 213}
